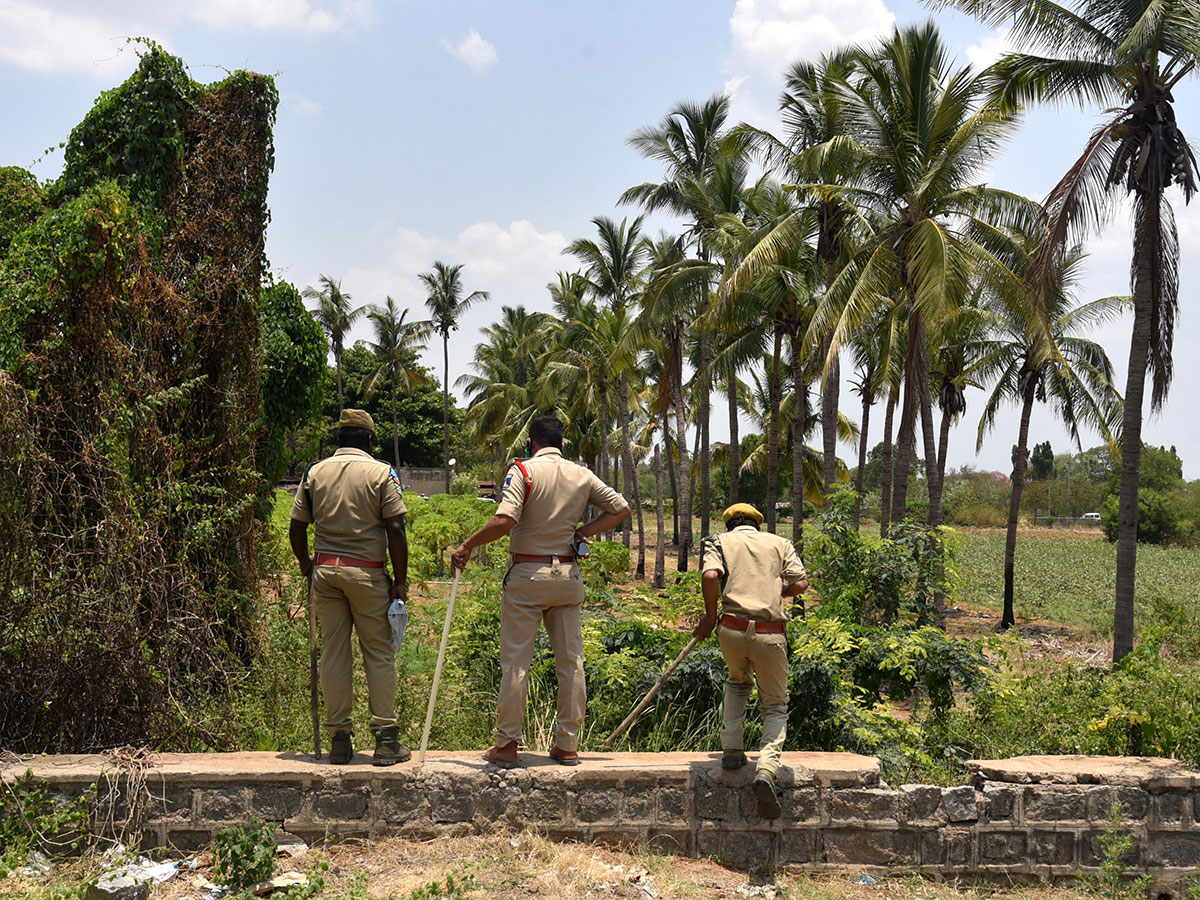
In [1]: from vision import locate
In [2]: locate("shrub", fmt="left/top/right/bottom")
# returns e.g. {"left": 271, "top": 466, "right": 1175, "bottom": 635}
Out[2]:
{"left": 213, "top": 820, "right": 277, "bottom": 889}
{"left": 585, "top": 540, "right": 630, "bottom": 583}
{"left": 1101, "top": 489, "right": 1180, "bottom": 545}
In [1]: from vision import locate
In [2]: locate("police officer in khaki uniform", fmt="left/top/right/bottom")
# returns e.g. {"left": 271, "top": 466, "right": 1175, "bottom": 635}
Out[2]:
{"left": 450, "top": 413, "right": 630, "bottom": 768}
{"left": 694, "top": 502, "right": 807, "bottom": 818}
{"left": 289, "top": 409, "right": 410, "bottom": 766}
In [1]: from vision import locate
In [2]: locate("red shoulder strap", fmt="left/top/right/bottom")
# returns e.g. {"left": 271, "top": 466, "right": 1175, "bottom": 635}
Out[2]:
{"left": 510, "top": 459, "right": 532, "bottom": 502}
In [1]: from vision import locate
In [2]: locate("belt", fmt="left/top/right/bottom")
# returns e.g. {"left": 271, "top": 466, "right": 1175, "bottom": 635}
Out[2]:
{"left": 314, "top": 553, "right": 385, "bottom": 569}
{"left": 511, "top": 553, "right": 575, "bottom": 564}
{"left": 720, "top": 614, "right": 786, "bottom": 634}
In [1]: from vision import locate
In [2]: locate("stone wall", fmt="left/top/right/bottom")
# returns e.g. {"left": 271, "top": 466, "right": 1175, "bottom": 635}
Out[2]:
{"left": 5, "top": 752, "right": 1198, "bottom": 892}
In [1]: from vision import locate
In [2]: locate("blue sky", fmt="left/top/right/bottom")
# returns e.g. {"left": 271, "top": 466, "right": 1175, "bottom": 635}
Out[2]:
{"left": 3, "top": 0, "right": 1198, "bottom": 479}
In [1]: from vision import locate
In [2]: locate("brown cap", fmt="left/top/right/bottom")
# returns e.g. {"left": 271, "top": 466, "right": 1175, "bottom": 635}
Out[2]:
{"left": 723, "top": 502, "right": 764, "bottom": 525}
{"left": 336, "top": 408, "right": 375, "bottom": 435}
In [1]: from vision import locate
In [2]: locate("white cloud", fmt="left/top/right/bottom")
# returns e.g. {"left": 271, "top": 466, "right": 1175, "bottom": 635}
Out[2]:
{"left": 441, "top": 28, "right": 498, "bottom": 72}
{"left": 965, "top": 28, "right": 1012, "bottom": 71}
{"left": 0, "top": 0, "right": 371, "bottom": 75}
{"left": 288, "top": 94, "right": 323, "bottom": 116}
{"left": 722, "top": 0, "right": 895, "bottom": 129}
{"left": 0, "top": 0, "right": 150, "bottom": 75}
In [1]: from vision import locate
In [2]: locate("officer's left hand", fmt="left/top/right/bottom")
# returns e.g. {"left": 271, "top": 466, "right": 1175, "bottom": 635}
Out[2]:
{"left": 693, "top": 614, "right": 717, "bottom": 641}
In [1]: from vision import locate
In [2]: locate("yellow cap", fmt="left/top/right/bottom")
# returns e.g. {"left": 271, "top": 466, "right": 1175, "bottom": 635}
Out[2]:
{"left": 723, "top": 502, "right": 764, "bottom": 525}
{"left": 336, "top": 408, "right": 375, "bottom": 435}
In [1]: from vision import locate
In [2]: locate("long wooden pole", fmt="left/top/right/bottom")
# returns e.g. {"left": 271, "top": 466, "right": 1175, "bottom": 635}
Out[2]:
{"left": 419, "top": 570, "right": 461, "bottom": 765}
{"left": 603, "top": 636, "right": 701, "bottom": 747}
{"left": 308, "top": 569, "right": 321, "bottom": 760}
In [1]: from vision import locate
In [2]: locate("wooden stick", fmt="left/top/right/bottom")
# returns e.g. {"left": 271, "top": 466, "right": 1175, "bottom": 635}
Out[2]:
{"left": 307, "top": 568, "right": 321, "bottom": 761}
{"left": 603, "top": 635, "right": 701, "bottom": 747}
{"left": 418, "top": 569, "right": 461, "bottom": 765}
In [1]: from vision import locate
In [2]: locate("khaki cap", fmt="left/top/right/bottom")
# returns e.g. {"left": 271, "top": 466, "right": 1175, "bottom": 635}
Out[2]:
{"left": 723, "top": 502, "right": 764, "bottom": 525}
{"left": 336, "top": 408, "right": 375, "bottom": 435}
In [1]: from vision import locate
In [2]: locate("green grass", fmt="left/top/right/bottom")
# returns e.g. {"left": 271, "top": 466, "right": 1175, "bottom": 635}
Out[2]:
{"left": 952, "top": 528, "right": 1200, "bottom": 638}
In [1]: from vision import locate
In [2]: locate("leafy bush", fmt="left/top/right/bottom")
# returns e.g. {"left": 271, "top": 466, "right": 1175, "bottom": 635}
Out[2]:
{"left": 1102, "top": 489, "right": 1180, "bottom": 545}
{"left": 0, "top": 772, "right": 94, "bottom": 873}
{"left": 213, "top": 820, "right": 277, "bottom": 889}
{"left": 585, "top": 540, "right": 630, "bottom": 582}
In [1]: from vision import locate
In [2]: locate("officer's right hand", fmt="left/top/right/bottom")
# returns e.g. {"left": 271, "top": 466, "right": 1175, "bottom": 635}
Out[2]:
{"left": 693, "top": 614, "right": 717, "bottom": 641}
{"left": 450, "top": 543, "right": 470, "bottom": 572}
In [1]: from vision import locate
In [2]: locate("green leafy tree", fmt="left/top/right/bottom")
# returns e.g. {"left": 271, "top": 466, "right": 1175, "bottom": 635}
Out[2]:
{"left": 303, "top": 274, "right": 362, "bottom": 415}
{"left": 420, "top": 260, "right": 489, "bottom": 494}
{"left": 0, "top": 167, "right": 46, "bottom": 255}
{"left": 1031, "top": 441, "right": 1056, "bottom": 481}
{"left": 931, "top": 0, "right": 1200, "bottom": 664}
{"left": 363, "top": 296, "right": 428, "bottom": 468}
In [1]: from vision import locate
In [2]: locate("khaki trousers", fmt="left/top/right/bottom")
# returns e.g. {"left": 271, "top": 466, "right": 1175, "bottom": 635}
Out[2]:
{"left": 312, "top": 564, "right": 396, "bottom": 735}
{"left": 497, "top": 560, "right": 585, "bottom": 752}
{"left": 717, "top": 621, "right": 789, "bottom": 778}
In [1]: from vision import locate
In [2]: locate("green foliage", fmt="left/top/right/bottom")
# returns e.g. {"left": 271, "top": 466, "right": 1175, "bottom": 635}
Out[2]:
{"left": 212, "top": 820, "right": 277, "bottom": 889}
{"left": 408, "top": 871, "right": 478, "bottom": 900}
{"left": 0, "top": 167, "right": 45, "bottom": 256}
{"left": 0, "top": 772, "right": 94, "bottom": 873}
{"left": 258, "top": 280, "right": 327, "bottom": 503}
{"left": 1101, "top": 489, "right": 1180, "bottom": 545}
{"left": 1030, "top": 441, "right": 1056, "bottom": 480}
{"left": 1080, "top": 803, "right": 1151, "bottom": 900}
{"left": 585, "top": 540, "right": 631, "bottom": 582}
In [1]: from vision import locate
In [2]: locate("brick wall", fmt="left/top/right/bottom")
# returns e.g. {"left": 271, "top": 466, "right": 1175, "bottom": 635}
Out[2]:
{"left": 6, "top": 752, "right": 1197, "bottom": 892}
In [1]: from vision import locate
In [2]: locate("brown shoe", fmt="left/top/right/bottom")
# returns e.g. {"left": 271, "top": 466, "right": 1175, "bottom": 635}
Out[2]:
{"left": 549, "top": 747, "right": 580, "bottom": 767}
{"left": 483, "top": 740, "right": 519, "bottom": 769}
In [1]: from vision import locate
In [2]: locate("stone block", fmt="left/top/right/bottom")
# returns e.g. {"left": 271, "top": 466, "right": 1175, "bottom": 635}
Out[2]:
{"left": 647, "top": 828, "right": 692, "bottom": 855}
{"left": 575, "top": 789, "right": 621, "bottom": 824}
{"left": 720, "top": 830, "right": 776, "bottom": 871}
{"left": 622, "top": 789, "right": 655, "bottom": 823}
{"left": 1153, "top": 792, "right": 1185, "bottom": 825}
{"left": 520, "top": 788, "right": 566, "bottom": 824}
{"left": 1030, "top": 830, "right": 1076, "bottom": 866}
{"left": 591, "top": 829, "right": 644, "bottom": 849}
{"left": 657, "top": 788, "right": 689, "bottom": 824}
{"left": 475, "top": 786, "right": 519, "bottom": 822}
{"left": 1082, "top": 831, "right": 1141, "bottom": 867}
{"left": 918, "top": 829, "right": 944, "bottom": 866}
{"left": 251, "top": 786, "right": 303, "bottom": 820}
{"left": 166, "top": 829, "right": 212, "bottom": 853}
{"left": 1147, "top": 833, "right": 1200, "bottom": 868}
{"left": 781, "top": 788, "right": 820, "bottom": 823}
{"left": 979, "top": 831, "right": 1028, "bottom": 866}
{"left": 1023, "top": 787, "right": 1088, "bottom": 822}
{"left": 379, "top": 785, "right": 425, "bottom": 824}
{"left": 147, "top": 785, "right": 193, "bottom": 820}
{"left": 429, "top": 790, "right": 475, "bottom": 823}
{"left": 823, "top": 829, "right": 917, "bottom": 866}
{"left": 946, "top": 829, "right": 973, "bottom": 867}
{"left": 900, "top": 785, "right": 943, "bottom": 823}
{"left": 314, "top": 790, "right": 368, "bottom": 821}
{"left": 942, "top": 786, "right": 978, "bottom": 823}
{"left": 696, "top": 788, "right": 734, "bottom": 821}
{"left": 199, "top": 788, "right": 247, "bottom": 820}
{"left": 829, "top": 788, "right": 898, "bottom": 822}
{"left": 1102, "top": 787, "right": 1149, "bottom": 821}
{"left": 779, "top": 829, "right": 819, "bottom": 864}
{"left": 982, "top": 785, "right": 1017, "bottom": 822}
{"left": 697, "top": 826, "right": 722, "bottom": 858}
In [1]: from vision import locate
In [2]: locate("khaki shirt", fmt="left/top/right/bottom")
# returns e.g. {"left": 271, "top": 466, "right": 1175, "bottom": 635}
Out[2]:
{"left": 290, "top": 448, "right": 408, "bottom": 561}
{"left": 701, "top": 525, "right": 806, "bottom": 623}
{"left": 496, "top": 447, "right": 629, "bottom": 555}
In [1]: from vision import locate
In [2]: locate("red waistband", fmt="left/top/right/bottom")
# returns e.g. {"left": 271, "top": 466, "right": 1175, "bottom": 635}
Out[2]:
{"left": 314, "top": 553, "right": 385, "bottom": 569}
{"left": 511, "top": 553, "right": 575, "bottom": 564}
{"left": 720, "top": 614, "right": 786, "bottom": 634}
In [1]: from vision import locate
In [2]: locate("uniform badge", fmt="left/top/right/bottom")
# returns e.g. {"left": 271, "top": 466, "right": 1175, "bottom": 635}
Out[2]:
{"left": 502, "top": 472, "right": 513, "bottom": 491}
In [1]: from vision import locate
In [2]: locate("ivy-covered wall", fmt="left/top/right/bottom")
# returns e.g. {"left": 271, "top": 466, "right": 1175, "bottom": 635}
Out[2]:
{"left": 0, "top": 45, "right": 318, "bottom": 752}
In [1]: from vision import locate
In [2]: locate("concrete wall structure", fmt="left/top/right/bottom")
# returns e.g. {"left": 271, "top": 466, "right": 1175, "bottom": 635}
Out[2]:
{"left": 5, "top": 752, "right": 1198, "bottom": 890}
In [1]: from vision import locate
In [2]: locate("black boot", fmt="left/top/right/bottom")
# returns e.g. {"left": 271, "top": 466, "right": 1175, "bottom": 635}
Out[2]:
{"left": 721, "top": 750, "right": 747, "bottom": 770}
{"left": 330, "top": 730, "right": 354, "bottom": 765}
{"left": 752, "top": 772, "right": 781, "bottom": 819}
{"left": 373, "top": 726, "right": 410, "bottom": 767}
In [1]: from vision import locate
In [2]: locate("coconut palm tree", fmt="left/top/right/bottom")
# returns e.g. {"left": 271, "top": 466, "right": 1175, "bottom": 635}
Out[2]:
{"left": 973, "top": 223, "right": 1125, "bottom": 630}
{"left": 420, "top": 261, "right": 489, "bottom": 494}
{"left": 362, "top": 297, "right": 428, "bottom": 466}
{"left": 303, "top": 275, "right": 363, "bottom": 415}
{"left": 931, "top": 0, "right": 1199, "bottom": 661}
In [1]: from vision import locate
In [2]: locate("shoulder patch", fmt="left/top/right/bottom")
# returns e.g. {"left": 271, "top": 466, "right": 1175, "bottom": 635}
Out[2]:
{"left": 502, "top": 472, "right": 513, "bottom": 491}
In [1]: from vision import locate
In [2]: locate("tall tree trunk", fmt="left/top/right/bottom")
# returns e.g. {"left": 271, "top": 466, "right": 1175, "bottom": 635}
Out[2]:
{"left": 1003, "top": 379, "right": 1037, "bottom": 629}
{"left": 335, "top": 342, "right": 345, "bottom": 415}
{"left": 664, "top": 405, "right": 679, "bottom": 544}
{"left": 391, "top": 374, "right": 400, "bottom": 468}
{"left": 791, "top": 330, "right": 805, "bottom": 549}
{"left": 1114, "top": 192, "right": 1159, "bottom": 664}
{"left": 914, "top": 322, "right": 942, "bottom": 528}
{"left": 766, "top": 326, "right": 783, "bottom": 534}
{"left": 937, "top": 404, "right": 952, "bottom": 492}
{"left": 890, "top": 371, "right": 917, "bottom": 526}
{"left": 700, "top": 326, "right": 712, "bottom": 541}
{"left": 599, "top": 383, "right": 609, "bottom": 486}
{"left": 618, "top": 373, "right": 638, "bottom": 555}
{"left": 880, "top": 384, "right": 897, "bottom": 537}
{"left": 854, "top": 367, "right": 874, "bottom": 530}
{"left": 672, "top": 350, "right": 692, "bottom": 571}
{"left": 727, "top": 375, "right": 741, "bottom": 504}
{"left": 821, "top": 334, "right": 840, "bottom": 493}
{"left": 442, "top": 332, "right": 451, "bottom": 494}
{"left": 653, "top": 443, "right": 666, "bottom": 588}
